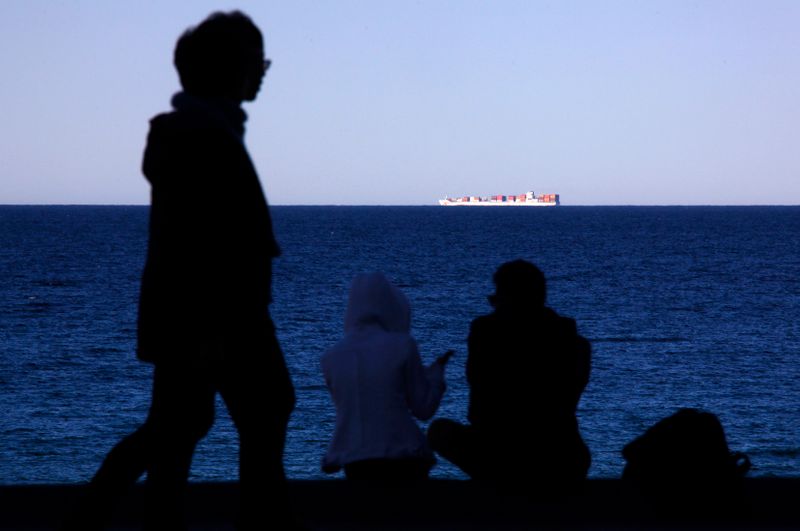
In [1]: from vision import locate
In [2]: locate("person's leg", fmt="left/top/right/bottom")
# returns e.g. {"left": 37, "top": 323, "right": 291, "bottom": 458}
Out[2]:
{"left": 142, "top": 362, "right": 216, "bottom": 531}
{"left": 427, "top": 419, "right": 488, "bottom": 479}
{"left": 61, "top": 422, "right": 152, "bottom": 531}
{"left": 219, "top": 315, "right": 296, "bottom": 530}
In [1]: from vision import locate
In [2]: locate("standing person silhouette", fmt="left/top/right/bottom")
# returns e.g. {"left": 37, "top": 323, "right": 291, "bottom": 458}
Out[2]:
{"left": 63, "top": 11, "right": 297, "bottom": 531}
{"left": 428, "top": 260, "right": 591, "bottom": 492}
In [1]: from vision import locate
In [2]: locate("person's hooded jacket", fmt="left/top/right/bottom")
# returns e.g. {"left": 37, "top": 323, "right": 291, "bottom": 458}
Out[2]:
{"left": 321, "top": 273, "right": 445, "bottom": 472}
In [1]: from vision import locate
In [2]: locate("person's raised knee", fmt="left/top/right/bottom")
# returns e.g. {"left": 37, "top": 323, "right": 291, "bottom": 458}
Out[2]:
{"left": 427, "top": 418, "right": 460, "bottom": 452}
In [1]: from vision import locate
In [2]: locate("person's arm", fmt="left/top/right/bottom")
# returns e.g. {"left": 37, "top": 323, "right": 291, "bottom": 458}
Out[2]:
{"left": 574, "top": 334, "right": 591, "bottom": 395}
{"left": 466, "top": 318, "right": 489, "bottom": 389}
{"left": 404, "top": 339, "right": 448, "bottom": 421}
{"left": 466, "top": 318, "right": 492, "bottom": 426}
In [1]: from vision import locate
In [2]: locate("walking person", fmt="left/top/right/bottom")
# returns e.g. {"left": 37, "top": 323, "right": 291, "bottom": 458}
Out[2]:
{"left": 64, "top": 11, "right": 297, "bottom": 530}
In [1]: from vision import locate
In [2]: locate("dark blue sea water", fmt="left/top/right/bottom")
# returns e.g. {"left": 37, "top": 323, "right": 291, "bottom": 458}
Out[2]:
{"left": 1, "top": 205, "right": 799, "bottom": 484}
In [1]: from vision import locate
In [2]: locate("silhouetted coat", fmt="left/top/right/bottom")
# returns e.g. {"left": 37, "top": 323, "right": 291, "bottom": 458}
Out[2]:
{"left": 322, "top": 273, "right": 445, "bottom": 473}
{"left": 137, "top": 93, "right": 280, "bottom": 362}
{"left": 467, "top": 306, "right": 591, "bottom": 478}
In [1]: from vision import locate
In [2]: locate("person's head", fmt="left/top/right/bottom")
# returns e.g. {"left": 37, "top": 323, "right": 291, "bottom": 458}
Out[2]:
{"left": 174, "top": 11, "right": 269, "bottom": 101}
{"left": 344, "top": 273, "right": 411, "bottom": 335}
{"left": 489, "top": 259, "right": 546, "bottom": 310}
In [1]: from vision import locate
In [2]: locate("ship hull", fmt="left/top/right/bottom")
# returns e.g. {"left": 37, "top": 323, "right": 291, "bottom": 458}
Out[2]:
{"left": 437, "top": 200, "right": 557, "bottom": 206}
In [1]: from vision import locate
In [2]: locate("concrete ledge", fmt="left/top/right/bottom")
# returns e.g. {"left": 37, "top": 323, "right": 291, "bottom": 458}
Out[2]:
{"left": 1, "top": 479, "right": 799, "bottom": 530}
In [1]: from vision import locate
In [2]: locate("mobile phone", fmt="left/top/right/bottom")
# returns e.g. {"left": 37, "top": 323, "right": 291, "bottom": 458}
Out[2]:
{"left": 437, "top": 350, "right": 454, "bottom": 365}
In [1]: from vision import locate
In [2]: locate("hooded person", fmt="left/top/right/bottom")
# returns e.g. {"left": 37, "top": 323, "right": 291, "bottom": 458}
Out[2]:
{"left": 321, "top": 272, "right": 452, "bottom": 480}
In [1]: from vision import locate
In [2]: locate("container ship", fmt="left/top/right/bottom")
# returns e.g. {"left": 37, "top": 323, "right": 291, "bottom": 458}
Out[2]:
{"left": 438, "top": 191, "right": 559, "bottom": 206}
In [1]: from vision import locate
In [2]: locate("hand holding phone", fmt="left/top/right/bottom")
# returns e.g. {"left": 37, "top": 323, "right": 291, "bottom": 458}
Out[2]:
{"left": 436, "top": 350, "right": 454, "bottom": 365}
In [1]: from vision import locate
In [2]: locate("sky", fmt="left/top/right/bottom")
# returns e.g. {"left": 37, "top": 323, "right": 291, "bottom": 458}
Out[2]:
{"left": 0, "top": 1, "right": 798, "bottom": 205}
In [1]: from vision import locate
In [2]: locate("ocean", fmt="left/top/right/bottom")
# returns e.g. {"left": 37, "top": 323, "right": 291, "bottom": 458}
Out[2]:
{"left": 1, "top": 205, "right": 798, "bottom": 484}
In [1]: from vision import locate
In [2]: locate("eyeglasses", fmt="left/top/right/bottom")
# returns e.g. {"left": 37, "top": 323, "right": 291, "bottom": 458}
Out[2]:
{"left": 263, "top": 58, "right": 271, "bottom": 72}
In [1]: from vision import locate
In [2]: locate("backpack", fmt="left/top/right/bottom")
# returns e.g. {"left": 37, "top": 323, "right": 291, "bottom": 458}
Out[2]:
{"left": 622, "top": 408, "right": 751, "bottom": 518}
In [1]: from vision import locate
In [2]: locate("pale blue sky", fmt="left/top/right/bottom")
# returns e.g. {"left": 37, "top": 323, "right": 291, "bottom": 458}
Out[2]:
{"left": 1, "top": 1, "right": 798, "bottom": 205}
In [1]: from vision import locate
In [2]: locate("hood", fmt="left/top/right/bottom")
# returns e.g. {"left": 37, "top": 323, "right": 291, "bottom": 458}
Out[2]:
{"left": 142, "top": 92, "right": 248, "bottom": 186}
{"left": 170, "top": 91, "right": 247, "bottom": 141}
{"left": 343, "top": 273, "right": 410, "bottom": 334}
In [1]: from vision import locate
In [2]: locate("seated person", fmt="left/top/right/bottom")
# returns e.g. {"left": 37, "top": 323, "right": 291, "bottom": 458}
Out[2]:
{"left": 428, "top": 260, "right": 591, "bottom": 490}
{"left": 322, "top": 272, "right": 452, "bottom": 480}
